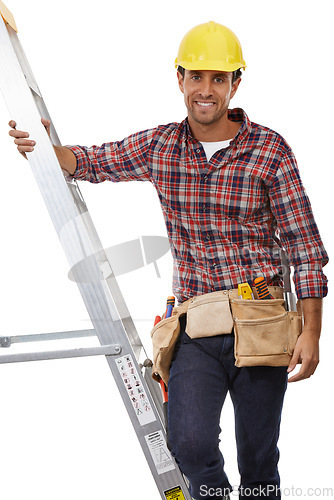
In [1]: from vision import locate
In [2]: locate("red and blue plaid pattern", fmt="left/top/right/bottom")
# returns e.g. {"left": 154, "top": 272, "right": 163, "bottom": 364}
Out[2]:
{"left": 68, "top": 108, "right": 328, "bottom": 302}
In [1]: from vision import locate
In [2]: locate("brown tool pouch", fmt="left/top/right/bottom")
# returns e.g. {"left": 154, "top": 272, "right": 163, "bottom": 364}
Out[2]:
{"left": 151, "top": 291, "right": 233, "bottom": 385}
{"left": 230, "top": 295, "right": 303, "bottom": 367}
{"left": 151, "top": 287, "right": 303, "bottom": 384}
{"left": 186, "top": 290, "right": 233, "bottom": 338}
{"left": 151, "top": 301, "right": 189, "bottom": 385}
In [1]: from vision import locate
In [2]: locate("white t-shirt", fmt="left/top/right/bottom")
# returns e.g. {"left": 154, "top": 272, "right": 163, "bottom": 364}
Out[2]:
{"left": 200, "top": 140, "right": 231, "bottom": 161}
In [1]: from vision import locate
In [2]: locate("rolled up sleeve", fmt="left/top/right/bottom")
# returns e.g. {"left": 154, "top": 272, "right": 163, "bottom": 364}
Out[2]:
{"left": 269, "top": 152, "right": 328, "bottom": 298}
{"left": 66, "top": 128, "right": 155, "bottom": 183}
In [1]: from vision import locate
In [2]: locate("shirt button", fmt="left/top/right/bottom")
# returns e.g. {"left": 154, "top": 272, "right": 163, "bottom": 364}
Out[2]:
{"left": 203, "top": 175, "right": 208, "bottom": 181}
{"left": 206, "top": 235, "right": 210, "bottom": 241}
{"left": 196, "top": 148, "right": 201, "bottom": 153}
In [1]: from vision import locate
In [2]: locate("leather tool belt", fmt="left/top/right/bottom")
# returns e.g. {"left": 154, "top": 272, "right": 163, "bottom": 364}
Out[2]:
{"left": 151, "top": 287, "right": 302, "bottom": 385}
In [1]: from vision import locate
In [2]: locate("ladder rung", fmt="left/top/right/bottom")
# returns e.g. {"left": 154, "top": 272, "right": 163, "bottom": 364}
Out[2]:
{"left": 0, "top": 344, "right": 121, "bottom": 364}
{"left": 0, "top": 328, "right": 96, "bottom": 347}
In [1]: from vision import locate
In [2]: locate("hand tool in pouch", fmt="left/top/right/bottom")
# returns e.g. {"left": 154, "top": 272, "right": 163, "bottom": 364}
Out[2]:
{"left": 238, "top": 283, "right": 254, "bottom": 300}
{"left": 253, "top": 276, "right": 273, "bottom": 299}
{"left": 280, "top": 249, "right": 297, "bottom": 311}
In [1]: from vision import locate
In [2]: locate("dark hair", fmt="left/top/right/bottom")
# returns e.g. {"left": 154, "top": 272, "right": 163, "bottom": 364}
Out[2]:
{"left": 177, "top": 65, "right": 242, "bottom": 83}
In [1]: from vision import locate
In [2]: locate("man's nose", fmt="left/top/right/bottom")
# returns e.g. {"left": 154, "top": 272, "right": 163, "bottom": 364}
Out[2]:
{"left": 197, "top": 79, "right": 213, "bottom": 97}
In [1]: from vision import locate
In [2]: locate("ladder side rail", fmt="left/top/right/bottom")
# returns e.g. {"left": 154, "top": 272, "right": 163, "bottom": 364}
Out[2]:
{"left": 9, "top": 20, "right": 161, "bottom": 402}
{"left": 0, "top": 18, "right": 191, "bottom": 499}
{"left": 144, "top": 365, "right": 166, "bottom": 425}
{"left": 8, "top": 25, "right": 147, "bottom": 361}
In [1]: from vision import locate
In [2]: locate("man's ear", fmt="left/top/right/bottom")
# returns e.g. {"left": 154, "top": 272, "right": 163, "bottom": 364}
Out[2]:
{"left": 177, "top": 71, "right": 184, "bottom": 94}
{"left": 230, "top": 77, "right": 241, "bottom": 100}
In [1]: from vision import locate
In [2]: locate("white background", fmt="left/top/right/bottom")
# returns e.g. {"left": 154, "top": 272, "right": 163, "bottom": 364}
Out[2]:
{"left": 0, "top": 0, "right": 332, "bottom": 498}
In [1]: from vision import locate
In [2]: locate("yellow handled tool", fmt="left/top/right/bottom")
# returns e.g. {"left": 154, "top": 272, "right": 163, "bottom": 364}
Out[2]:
{"left": 238, "top": 283, "right": 254, "bottom": 300}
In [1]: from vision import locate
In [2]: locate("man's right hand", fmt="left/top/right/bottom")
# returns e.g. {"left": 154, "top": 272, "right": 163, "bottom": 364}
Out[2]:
{"left": 8, "top": 117, "right": 77, "bottom": 175}
{"left": 8, "top": 117, "right": 51, "bottom": 158}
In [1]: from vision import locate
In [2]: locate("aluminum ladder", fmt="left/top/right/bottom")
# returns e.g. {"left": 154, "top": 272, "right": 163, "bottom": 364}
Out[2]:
{"left": 0, "top": 3, "right": 191, "bottom": 499}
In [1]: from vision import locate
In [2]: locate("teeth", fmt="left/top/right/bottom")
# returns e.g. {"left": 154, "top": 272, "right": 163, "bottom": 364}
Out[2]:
{"left": 197, "top": 102, "right": 214, "bottom": 107}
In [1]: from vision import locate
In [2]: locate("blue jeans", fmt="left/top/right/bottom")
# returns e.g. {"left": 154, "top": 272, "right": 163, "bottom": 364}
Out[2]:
{"left": 168, "top": 317, "right": 288, "bottom": 500}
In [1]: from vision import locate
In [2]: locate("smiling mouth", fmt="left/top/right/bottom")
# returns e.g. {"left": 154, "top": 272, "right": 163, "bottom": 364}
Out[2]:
{"left": 195, "top": 101, "right": 215, "bottom": 108}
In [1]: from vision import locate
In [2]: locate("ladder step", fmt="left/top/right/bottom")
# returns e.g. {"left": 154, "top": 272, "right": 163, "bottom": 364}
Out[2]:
{"left": 0, "top": 344, "right": 121, "bottom": 364}
{"left": 0, "top": 328, "right": 96, "bottom": 347}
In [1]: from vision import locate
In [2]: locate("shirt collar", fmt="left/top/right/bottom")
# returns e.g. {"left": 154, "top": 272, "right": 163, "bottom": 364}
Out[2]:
{"left": 182, "top": 108, "right": 251, "bottom": 147}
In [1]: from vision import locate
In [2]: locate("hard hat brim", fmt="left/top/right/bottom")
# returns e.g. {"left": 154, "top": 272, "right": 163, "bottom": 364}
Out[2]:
{"left": 175, "top": 58, "right": 246, "bottom": 72}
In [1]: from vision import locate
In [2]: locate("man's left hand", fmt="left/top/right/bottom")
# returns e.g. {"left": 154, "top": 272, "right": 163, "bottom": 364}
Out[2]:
{"left": 287, "top": 329, "right": 319, "bottom": 383}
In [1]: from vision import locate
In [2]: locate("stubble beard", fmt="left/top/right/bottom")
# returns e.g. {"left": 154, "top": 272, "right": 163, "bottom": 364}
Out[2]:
{"left": 189, "top": 100, "right": 228, "bottom": 127}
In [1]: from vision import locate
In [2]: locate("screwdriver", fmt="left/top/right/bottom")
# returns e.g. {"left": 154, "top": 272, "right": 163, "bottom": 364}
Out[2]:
{"left": 165, "top": 296, "right": 175, "bottom": 318}
{"left": 253, "top": 276, "right": 273, "bottom": 299}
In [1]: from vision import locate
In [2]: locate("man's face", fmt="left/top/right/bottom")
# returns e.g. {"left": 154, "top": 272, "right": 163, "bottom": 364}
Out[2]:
{"left": 177, "top": 69, "right": 240, "bottom": 127}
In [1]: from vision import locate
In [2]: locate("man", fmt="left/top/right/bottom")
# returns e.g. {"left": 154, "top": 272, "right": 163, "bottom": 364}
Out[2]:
{"left": 9, "top": 21, "right": 328, "bottom": 500}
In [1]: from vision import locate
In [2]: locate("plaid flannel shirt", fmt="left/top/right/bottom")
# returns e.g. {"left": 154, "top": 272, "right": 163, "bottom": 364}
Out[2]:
{"left": 68, "top": 108, "right": 328, "bottom": 303}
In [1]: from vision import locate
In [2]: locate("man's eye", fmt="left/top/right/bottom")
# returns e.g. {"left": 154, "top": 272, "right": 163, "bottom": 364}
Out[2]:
{"left": 215, "top": 78, "right": 224, "bottom": 83}
{"left": 191, "top": 75, "right": 200, "bottom": 81}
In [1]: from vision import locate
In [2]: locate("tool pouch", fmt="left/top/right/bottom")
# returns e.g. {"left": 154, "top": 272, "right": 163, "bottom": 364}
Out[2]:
{"left": 151, "top": 287, "right": 302, "bottom": 382}
{"left": 151, "top": 301, "right": 189, "bottom": 385}
{"left": 151, "top": 291, "right": 234, "bottom": 384}
{"left": 186, "top": 290, "right": 233, "bottom": 338}
{"left": 230, "top": 290, "right": 302, "bottom": 367}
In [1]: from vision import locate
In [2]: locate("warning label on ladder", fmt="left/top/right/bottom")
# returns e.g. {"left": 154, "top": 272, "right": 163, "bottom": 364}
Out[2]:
{"left": 115, "top": 354, "right": 156, "bottom": 426}
{"left": 164, "top": 486, "right": 186, "bottom": 500}
{"left": 145, "top": 430, "right": 175, "bottom": 475}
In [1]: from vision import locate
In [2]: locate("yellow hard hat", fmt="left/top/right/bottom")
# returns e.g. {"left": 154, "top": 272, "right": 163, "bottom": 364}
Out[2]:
{"left": 175, "top": 21, "right": 246, "bottom": 73}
